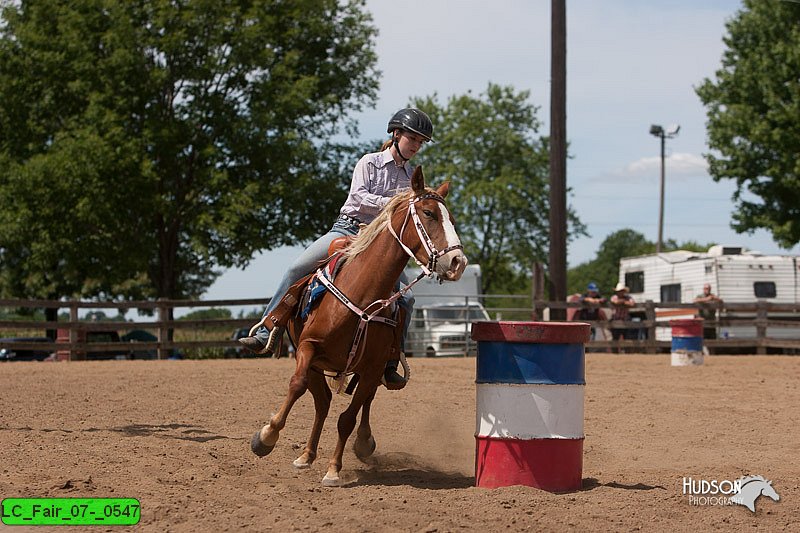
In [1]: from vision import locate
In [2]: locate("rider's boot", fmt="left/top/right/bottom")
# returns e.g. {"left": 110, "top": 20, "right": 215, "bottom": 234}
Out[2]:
{"left": 382, "top": 359, "right": 406, "bottom": 390}
{"left": 239, "top": 278, "right": 310, "bottom": 356}
{"left": 239, "top": 325, "right": 283, "bottom": 356}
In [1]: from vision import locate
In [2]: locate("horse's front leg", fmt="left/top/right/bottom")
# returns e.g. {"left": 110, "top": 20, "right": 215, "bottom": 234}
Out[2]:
{"left": 322, "top": 368, "right": 382, "bottom": 486}
{"left": 251, "top": 341, "right": 315, "bottom": 457}
{"left": 352, "top": 389, "right": 377, "bottom": 460}
{"left": 292, "top": 369, "right": 332, "bottom": 468}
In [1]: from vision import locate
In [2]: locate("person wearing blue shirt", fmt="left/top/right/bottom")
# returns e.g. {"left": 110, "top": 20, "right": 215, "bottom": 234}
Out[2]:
{"left": 578, "top": 282, "right": 606, "bottom": 340}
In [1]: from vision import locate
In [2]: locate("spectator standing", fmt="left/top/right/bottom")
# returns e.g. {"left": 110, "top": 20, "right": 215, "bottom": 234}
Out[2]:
{"left": 610, "top": 282, "right": 635, "bottom": 352}
{"left": 694, "top": 283, "right": 722, "bottom": 341}
{"left": 578, "top": 282, "right": 606, "bottom": 340}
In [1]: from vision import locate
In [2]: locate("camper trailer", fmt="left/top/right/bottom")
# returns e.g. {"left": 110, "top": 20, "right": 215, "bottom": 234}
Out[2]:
{"left": 618, "top": 245, "right": 800, "bottom": 341}
{"left": 403, "top": 264, "right": 490, "bottom": 357}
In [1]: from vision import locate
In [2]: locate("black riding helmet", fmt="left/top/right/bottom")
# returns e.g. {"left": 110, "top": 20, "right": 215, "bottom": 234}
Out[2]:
{"left": 387, "top": 108, "right": 434, "bottom": 142}
{"left": 387, "top": 108, "right": 433, "bottom": 162}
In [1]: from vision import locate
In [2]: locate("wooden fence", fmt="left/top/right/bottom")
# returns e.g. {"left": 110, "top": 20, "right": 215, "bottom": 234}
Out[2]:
{"left": 1, "top": 297, "right": 799, "bottom": 360}
{"left": 0, "top": 297, "right": 269, "bottom": 360}
{"left": 534, "top": 300, "right": 800, "bottom": 355}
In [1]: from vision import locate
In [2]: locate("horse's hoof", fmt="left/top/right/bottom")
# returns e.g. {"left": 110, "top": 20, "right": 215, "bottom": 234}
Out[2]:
{"left": 353, "top": 435, "right": 376, "bottom": 460}
{"left": 322, "top": 473, "right": 342, "bottom": 487}
{"left": 250, "top": 430, "right": 274, "bottom": 457}
{"left": 292, "top": 457, "right": 311, "bottom": 469}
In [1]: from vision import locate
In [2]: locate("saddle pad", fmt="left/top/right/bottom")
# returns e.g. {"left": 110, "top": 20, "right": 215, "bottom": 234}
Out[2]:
{"left": 300, "top": 253, "right": 346, "bottom": 319}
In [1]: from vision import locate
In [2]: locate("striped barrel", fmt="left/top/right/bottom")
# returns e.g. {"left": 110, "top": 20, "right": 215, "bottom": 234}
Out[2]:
{"left": 670, "top": 318, "right": 704, "bottom": 366}
{"left": 471, "top": 321, "right": 590, "bottom": 492}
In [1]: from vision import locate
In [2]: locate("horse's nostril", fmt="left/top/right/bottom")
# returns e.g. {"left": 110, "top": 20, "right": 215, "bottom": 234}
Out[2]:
{"left": 449, "top": 255, "right": 468, "bottom": 279}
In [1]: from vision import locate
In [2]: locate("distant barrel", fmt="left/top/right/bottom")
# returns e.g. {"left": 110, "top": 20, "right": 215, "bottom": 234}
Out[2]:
{"left": 471, "top": 321, "right": 589, "bottom": 492}
{"left": 670, "top": 318, "right": 704, "bottom": 366}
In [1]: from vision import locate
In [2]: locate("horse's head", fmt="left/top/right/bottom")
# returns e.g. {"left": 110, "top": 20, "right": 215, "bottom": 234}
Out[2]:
{"left": 738, "top": 476, "right": 781, "bottom": 502}
{"left": 399, "top": 166, "right": 468, "bottom": 282}
{"left": 761, "top": 480, "right": 780, "bottom": 502}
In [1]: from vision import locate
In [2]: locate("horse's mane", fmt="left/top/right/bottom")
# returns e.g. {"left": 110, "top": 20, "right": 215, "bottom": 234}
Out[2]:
{"left": 343, "top": 188, "right": 430, "bottom": 262}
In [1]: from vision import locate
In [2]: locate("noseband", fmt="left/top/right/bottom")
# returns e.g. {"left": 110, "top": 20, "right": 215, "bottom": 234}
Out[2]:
{"left": 388, "top": 192, "right": 463, "bottom": 277}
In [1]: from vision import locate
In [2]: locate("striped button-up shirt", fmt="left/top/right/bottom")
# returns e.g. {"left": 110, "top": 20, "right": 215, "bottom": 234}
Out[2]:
{"left": 339, "top": 148, "right": 413, "bottom": 224}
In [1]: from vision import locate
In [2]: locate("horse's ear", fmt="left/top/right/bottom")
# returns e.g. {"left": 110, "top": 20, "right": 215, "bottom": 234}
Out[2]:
{"left": 436, "top": 181, "right": 450, "bottom": 199}
{"left": 411, "top": 165, "right": 425, "bottom": 194}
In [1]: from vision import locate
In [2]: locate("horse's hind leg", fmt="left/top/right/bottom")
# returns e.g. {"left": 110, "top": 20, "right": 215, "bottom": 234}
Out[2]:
{"left": 293, "top": 370, "right": 331, "bottom": 469}
{"left": 322, "top": 371, "right": 382, "bottom": 486}
{"left": 251, "top": 341, "right": 314, "bottom": 457}
{"left": 352, "top": 389, "right": 377, "bottom": 460}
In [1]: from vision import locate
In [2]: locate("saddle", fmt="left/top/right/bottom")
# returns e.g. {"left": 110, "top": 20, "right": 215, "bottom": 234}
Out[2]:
{"left": 262, "top": 236, "right": 356, "bottom": 332}
{"left": 327, "top": 235, "right": 355, "bottom": 256}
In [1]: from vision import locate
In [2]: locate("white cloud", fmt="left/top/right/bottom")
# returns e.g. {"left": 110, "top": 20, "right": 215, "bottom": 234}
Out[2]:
{"left": 601, "top": 152, "right": 709, "bottom": 183}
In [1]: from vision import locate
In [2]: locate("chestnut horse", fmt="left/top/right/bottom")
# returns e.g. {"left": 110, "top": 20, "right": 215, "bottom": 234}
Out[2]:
{"left": 250, "top": 166, "right": 468, "bottom": 486}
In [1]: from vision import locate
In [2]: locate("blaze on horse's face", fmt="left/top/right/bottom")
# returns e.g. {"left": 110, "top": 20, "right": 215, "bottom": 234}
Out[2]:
{"left": 410, "top": 166, "right": 468, "bottom": 281}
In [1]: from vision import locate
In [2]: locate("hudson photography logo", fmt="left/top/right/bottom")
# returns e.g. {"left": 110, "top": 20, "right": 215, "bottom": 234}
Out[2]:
{"left": 682, "top": 475, "right": 781, "bottom": 513}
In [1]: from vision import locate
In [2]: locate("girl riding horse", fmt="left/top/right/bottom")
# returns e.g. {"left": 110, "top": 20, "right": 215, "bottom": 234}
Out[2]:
{"left": 240, "top": 108, "right": 435, "bottom": 387}
{"left": 250, "top": 165, "right": 467, "bottom": 486}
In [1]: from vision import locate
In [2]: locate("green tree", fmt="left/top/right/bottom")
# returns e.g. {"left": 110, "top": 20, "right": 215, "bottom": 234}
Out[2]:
{"left": 179, "top": 308, "right": 232, "bottom": 321}
{"left": 0, "top": 0, "right": 378, "bottom": 305}
{"left": 568, "top": 229, "right": 653, "bottom": 296}
{"left": 412, "top": 84, "right": 586, "bottom": 295}
{"left": 696, "top": 0, "right": 800, "bottom": 248}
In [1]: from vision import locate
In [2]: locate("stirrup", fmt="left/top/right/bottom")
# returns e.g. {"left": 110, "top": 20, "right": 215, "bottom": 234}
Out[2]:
{"left": 247, "top": 317, "right": 283, "bottom": 355}
{"left": 381, "top": 353, "right": 411, "bottom": 390}
{"left": 264, "top": 326, "right": 282, "bottom": 355}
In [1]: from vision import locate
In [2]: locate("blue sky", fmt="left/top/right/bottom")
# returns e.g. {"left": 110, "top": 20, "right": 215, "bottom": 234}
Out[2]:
{"left": 202, "top": 0, "right": 798, "bottom": 307}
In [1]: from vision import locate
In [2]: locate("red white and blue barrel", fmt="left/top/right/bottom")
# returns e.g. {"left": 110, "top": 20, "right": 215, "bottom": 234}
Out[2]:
{"left": 670, "top": 318, "right": 704, "bottom": 366}
{"left": 471, "top": 321, "right": 590, "bottom": 492}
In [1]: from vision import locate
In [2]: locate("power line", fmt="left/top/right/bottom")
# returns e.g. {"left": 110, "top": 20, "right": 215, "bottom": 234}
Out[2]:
{"left": 584, "top": 222, "right": 733, "bottom": 228}
{"left": 572, "top": 194, "right": 734, "bottom": 202}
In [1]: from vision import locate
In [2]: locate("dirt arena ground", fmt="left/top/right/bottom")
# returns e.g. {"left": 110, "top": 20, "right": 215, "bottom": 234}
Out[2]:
{"left": 1, "top": 353, "right": 798, "bottom": 532}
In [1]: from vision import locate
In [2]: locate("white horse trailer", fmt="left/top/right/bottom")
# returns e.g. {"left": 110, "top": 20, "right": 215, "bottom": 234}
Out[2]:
{"left": 618, "top": 245, "right": 800, "bottom": 341}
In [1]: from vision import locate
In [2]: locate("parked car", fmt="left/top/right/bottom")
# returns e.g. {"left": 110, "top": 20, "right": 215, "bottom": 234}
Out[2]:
{"left": 224, "top": 328, "right": 252, "bottom": 358}
{"left": 224, "top": 327, "right": 293, "bottom": 358}
{"left": 120, "top": 329, "right": 159, "bottom": 359}
{"left": 0, "top": 337, "right": 55, "bottom": 361}
{"left": 55, "top": 328, "right": 129, "bottom": 360}
{"left": 84, "top": 330, "right": 129, "bottom": 360}
{"left": 403, "top": 264, "right": 489, "bottom": 357}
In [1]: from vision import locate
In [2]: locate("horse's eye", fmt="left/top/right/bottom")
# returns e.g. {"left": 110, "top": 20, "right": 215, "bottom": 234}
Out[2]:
{"left": 423, "top": 209, "right": 435, "bottom": 218}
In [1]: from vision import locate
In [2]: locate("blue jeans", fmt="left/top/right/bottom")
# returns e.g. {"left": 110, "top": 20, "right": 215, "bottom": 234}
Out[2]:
{"left": 255, "top": 216, "right": 414, "bottom": 352}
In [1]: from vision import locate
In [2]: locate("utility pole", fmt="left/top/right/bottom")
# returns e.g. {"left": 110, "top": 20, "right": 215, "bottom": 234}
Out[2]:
{"left": 657, "top": 132, "right": 665, "bottom": 253}
{"left": 549, "top": 0, "right": 567, "bottom": 320}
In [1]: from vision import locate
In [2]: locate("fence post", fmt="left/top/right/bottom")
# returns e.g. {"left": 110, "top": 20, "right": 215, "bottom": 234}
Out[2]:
{"left": 463, "top": 296, "right": 471, "bottom": 357}
{"left": 756, "top": 301, "right": 767, "bottom": 355}
{"left": 531, "top": 262, "right": 545, "bottom": 320}
{"left": 645, "top": 301, "right": 657, "bottom": 354}
{"left": 157, "top": 299, "right": 169, "bottom": 360}
{"left": 69, "top": 303, "right": 79, "bottom": 361}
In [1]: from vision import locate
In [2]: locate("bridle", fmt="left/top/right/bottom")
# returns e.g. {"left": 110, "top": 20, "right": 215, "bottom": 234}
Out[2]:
{"left": 387, "top": 191, "right": 464, "bottom": 278}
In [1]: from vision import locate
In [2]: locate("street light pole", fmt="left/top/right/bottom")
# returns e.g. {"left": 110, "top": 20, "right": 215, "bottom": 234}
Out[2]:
{"left": 649, "top": 124, "right": 679, "bottom": 254}
{"left": 657, "top": 132, "right": 665, "bottom": 253}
